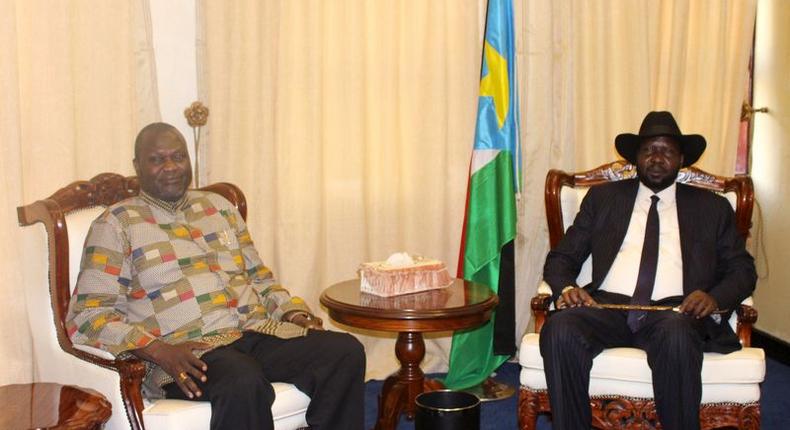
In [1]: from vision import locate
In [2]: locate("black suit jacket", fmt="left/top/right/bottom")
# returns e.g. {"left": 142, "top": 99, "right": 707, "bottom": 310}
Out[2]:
{"left": 543, "top": 179, "right": 757, "bottom": 352}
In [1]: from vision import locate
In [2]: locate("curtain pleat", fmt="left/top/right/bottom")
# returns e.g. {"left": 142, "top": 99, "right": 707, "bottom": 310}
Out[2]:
{"left": 199, "top": 0, "right": 485, "bottom": 379}
{"left": 199, "top": 0, "right": 756, "bottom": 380}
{"left": 0, "top": 0, "right": 159, "bottom": 397}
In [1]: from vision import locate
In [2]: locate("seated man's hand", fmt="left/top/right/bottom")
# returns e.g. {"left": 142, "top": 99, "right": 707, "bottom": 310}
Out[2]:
{"left": 132, "top": 339, "right": 211, "bottom": 399}
{"left": 557, "top": 287, "right": 597, "bottom": 309}
{"left": 679, "top": 290, "right": 718, "bottom": 319}
{"left": 290, "top": 313, "right": 324, "bottom": 331}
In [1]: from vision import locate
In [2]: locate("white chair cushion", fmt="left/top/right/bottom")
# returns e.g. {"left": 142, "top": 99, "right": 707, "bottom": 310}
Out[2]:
{"left": 143, "top": 382, "right": 310, "bottom": 430}
{"left": 519, "top": 333, "right": 765, "bottom": 403}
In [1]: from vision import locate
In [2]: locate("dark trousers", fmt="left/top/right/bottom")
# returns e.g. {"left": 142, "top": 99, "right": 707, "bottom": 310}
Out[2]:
{"left": 539, "top": 294, "right": 705, "bottom": 430}
{"left": 164, "top": 330, "right": 365, "bottom": 430}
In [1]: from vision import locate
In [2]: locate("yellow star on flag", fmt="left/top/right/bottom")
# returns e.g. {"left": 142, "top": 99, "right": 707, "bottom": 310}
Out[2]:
{"left": 478, "top": 41, "right": 510, "bottom": 129}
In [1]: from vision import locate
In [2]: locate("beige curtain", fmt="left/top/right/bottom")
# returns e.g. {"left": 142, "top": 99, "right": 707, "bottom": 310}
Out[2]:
{"left": 199, "top": 0, "right": 755, "bottom": 379}
{"left": 0, "top": 0, "right": 159, "bottom": 385}
{"left": 565, "top": 0, "right": 756, "bottom": 172}
{"left": 514, "top": 0, "right": 756, "bottom": 337}
{"left": 199, "top": 0, "right": 486, "bottom": 379}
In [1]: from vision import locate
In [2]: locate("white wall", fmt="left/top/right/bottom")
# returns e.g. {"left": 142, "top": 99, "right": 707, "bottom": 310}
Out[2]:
{"left": 149, "top": 0, "right": 199, "bottom": 165}
{"left": 751, "top": 0, "right": 790, "bottom": 342}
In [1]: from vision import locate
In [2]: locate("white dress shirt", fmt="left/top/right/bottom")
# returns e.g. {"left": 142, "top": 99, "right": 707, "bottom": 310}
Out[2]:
{"left": 599, "top": 182, "right": 684, "bottom": 300}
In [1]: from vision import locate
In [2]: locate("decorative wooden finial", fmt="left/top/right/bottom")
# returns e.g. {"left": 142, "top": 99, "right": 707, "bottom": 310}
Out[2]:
{"left": 184, "top": 101, "right": 209, "bottom": 187}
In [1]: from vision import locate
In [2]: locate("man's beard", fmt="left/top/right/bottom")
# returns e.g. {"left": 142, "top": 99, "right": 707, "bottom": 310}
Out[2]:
{"left": 636, "top": 165, "right": 680, "bottom": 191}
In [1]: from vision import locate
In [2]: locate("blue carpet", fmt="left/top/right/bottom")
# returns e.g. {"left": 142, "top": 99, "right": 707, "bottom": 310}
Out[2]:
{"left": 760, "top": 358, "right": 790, "bottom": 429}
{"left": 364, "top": 358, "right": 790, "bottom": 429}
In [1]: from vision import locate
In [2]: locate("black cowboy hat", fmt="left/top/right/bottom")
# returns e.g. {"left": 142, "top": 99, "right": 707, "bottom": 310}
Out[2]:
{"left": 615, "top": 111, "right": 706, "bottom": 167}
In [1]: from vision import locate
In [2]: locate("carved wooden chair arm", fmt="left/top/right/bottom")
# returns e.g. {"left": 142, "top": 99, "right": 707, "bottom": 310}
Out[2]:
{"left": 63, "top": 346, "right": 148, "bottom": 430}
{"left": 115, "top": 356, "right": 147, "bottom": 430}
{"left": 531, "top": 294, "right": 552, "bottom": 333}
{"left": 736, "top": 303, "right": 758, "bottom": 348}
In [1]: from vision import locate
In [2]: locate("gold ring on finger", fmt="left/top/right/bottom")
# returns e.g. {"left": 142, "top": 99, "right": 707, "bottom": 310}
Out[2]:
{"left": 178, "top": 371, "right": 188, "bottom": 382}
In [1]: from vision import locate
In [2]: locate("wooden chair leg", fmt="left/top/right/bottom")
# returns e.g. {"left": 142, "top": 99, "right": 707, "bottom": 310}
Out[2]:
{"left": 118, "top": 359, "right": 147, "bottom": 430}
{"left": 738, "top": 403, "right": 760, "bottom": 430}
{"left": 697, "top": 402, "right": 761, "bottom": 430}
{"left": 518, "top": 388, "right": 540, "bottom": 430}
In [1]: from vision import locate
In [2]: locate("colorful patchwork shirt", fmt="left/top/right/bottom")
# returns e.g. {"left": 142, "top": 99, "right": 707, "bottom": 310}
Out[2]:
{"left": 66, "top": 191, "right": 312, "bottom": 395}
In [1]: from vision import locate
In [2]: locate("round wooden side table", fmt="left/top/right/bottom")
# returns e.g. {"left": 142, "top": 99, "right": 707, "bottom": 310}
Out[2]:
{"left": 0, "top": 383, "right": 111, "bottom": 429}
{"left": 320, "top": 278, "right": 498, "bottom": 430}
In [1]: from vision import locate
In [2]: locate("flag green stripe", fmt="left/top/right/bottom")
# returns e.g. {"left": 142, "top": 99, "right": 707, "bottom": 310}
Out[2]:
{"left": 464, "top": 151, "right": 517, "bottom": 275}
{"left": 443, "top": 150, "right": 516, "bottom": 389}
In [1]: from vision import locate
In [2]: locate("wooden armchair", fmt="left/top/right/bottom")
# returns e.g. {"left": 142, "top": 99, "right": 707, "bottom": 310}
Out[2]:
{"left": 18, "top": 173, "right": 309, "bottom": 430}
{"left": 517, "top": 161, "right": 765, "bottom": 430}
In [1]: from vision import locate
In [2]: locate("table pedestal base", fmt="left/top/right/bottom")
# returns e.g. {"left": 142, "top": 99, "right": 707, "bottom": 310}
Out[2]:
{"left": 319, "top": 279, "right": 498, "bottom": 430}
{"left": 462, "top": 377, "right": 516, "bottom": 402}
{"left": 375, "top": 332, "right": 445, "bottom": 430}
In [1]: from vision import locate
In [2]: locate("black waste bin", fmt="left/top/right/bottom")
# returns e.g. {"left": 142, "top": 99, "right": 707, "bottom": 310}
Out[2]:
{"left": 415, "top": 390, "right": 480, "bottom": 430}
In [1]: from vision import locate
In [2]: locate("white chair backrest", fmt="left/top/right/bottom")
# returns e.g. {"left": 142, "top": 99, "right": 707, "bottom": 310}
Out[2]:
{"left": 560, "top": 187, "right": 593, "bottom": 285}
{"left": 67, "top": 207, "right": 106, "bottom": 293}
{"left": 21, "top": 206, "right": 129, "bottom": 429}
{"left": 66, "top": 207, "right": 118, "bottom": 361}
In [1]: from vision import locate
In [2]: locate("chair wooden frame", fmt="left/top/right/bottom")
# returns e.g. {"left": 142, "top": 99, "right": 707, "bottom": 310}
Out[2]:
{"left": 17, "top": 173, "right": 248, "bottom": 430}
{"left": 519, "top": 161, "right": 760, "bottom": 430}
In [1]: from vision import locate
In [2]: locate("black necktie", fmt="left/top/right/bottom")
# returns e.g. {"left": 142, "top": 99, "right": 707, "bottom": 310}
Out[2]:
{"left": 628, "top": 195, "right": 660, "bottom": 332}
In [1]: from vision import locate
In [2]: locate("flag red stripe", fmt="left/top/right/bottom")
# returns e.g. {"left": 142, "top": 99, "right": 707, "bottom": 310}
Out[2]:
{"left": 456, "top": 158, "right": 473, "bottom": 279}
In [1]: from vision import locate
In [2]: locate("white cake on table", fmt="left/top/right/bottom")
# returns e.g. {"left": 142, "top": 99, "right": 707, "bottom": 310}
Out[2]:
{"left": 359, "top": 252, "right": 453, "bottom": 297}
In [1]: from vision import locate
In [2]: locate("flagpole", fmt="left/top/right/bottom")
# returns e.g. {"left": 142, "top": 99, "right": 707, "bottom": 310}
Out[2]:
{"left": 478, "top": 0, "right": 491, "bottom": 79}
{"left": 454, "top": 0, "right": 516, "bottom": 402}
{"left": 456, "top": 0, "right": 491, "bottom": 280}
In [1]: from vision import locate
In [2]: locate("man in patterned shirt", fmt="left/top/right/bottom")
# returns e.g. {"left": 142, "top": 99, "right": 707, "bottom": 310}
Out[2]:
{"left": 66, "top": 122, "right": 365, "bottom": 430}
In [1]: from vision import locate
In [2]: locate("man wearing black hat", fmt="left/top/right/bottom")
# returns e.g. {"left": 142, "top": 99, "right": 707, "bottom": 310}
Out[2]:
{"left": 540, "top": 111, "right": 756, "bottom": 429}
